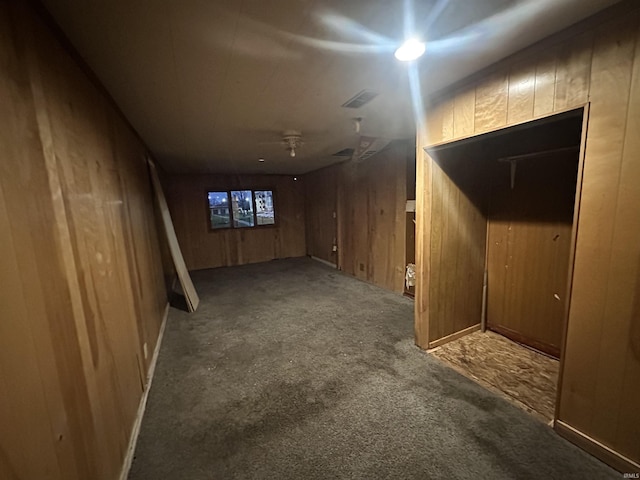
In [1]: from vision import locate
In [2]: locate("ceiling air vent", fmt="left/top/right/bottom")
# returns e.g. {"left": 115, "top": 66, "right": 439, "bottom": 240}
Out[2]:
{"left": 333, "top": 148, "right": 355, "bottom": 157}
{"left": 342, "top": 90, "right": 378, "bottom": 109}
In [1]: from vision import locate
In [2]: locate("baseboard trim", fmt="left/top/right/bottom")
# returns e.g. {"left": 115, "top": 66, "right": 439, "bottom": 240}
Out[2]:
{"left": 555, "top": 420, "right": 640, "bottom": 473}
{"left": 427, "top": 324, "right": 480, "bottom": 349}
{"left": 310, "top": 255, "right": 337, "bottom": 269}
{"left": 119, "top": 302, "right": 170, "bottom": 480}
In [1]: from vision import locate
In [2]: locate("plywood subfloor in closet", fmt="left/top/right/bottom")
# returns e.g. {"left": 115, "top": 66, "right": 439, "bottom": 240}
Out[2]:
{"left": 429, "top": 330, "right": 559, "bottom": 423}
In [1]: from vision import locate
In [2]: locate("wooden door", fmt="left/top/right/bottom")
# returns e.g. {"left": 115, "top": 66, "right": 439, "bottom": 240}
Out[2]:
{"left": 486, "top": 153, "right": 578, "bottom": 358}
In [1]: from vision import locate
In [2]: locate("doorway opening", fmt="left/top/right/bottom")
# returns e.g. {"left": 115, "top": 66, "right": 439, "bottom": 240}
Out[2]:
{"left": 425, "top": 107, "right": 586, "bottom": 423}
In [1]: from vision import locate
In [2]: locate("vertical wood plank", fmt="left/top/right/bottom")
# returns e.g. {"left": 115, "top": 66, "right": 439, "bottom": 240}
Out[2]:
{"left": 426, "top": 98, "right": 453, "bottom": 145}
{"left": 554, "top": 31, "right": 594, "bottom": 111}
{"left": 428, "top": 161, "right": 444, "bottom": 341}
{"left": 474, "top": 72, "right": 509, "bottom": 133}
{"left": 414, "top": 133, "right": 431, "bottom": 348}
{"left": 559, "top": 11, "right": 638, "bottom": 440}
{"left": 613, "top": 23, "right": 640, "bottom": 461}
{"left": 591, "top": 16, "right": 640, "bottom": 459}
{"left": 533, "top": 47, "right": 558, "bottom": 117}
{"left": 453, "top": 86, "right": 476, "bottom": 138}
{"left": 507, "top": 62, "right": 536, "bottom": 124}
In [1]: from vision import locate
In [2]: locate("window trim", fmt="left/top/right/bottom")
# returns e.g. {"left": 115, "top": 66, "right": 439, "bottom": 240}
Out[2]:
{"left": 205, "top": 187, "right": 277, "bottom": 232}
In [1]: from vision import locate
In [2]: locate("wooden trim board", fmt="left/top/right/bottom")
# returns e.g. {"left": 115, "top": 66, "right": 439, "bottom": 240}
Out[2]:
{"left": 428, "top": 324, "right": 481, "bottom": 349}
{"left": 555, "top": 103, "right": 590, "bottom": 421}
{"left": 425, "top": 105, "right": 585, "bottom": 152}
{"left": 148, "top": 159, "right": 199, "bottom": 312}
{"left": 487, "top": 325, "right": 561, "bottom": 359}
{"left": 119, "top": 301, "right": 170, "bottom": 480}
{"left": 310, "top": 255, "right": 337, "bottom": 268}
{"left": 555, "top": 420, "right": 640, "bottom": 474}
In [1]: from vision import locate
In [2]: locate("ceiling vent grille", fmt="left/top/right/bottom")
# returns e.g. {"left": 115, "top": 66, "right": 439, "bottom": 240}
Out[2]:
{"left": 342, "top": 90, "right": 378, "bottom": 109}
{"left": 333, "top": 148, "right": 355, "bottom": 157}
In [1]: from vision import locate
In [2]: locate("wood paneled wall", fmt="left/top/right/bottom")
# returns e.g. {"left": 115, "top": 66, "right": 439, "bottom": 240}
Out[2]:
{"left": 428, "top": 160, "right": 486, "bottom": 343}
{"left": 304, "top": 140, "right": 411, "bottom": 293}
{"left": 166, "top": 174, "right": 306, "bottom": 270}
{"left": 0, "top": 3, "right": 168, "bottom": 480}
{"left": 416, "top": 1, "right": 640, "bottom": 469}
{"left": 305, "top": 165, "right": 338, "bottom": 265}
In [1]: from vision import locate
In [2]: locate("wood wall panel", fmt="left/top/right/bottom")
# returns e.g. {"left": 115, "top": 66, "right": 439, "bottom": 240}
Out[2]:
{"left": 0, "top": 3, "right": 168, "bottom": 479}
{"left": 304, "top": 166, "right": 338, "bottom": 264}
{"left": 613, "top": 22, "right": 640, "bottom": 460}
{"left": 553, "top": 32, "right": 594, "bottom": 111}
{"left": 533, "top": 48, "right": 558, "bottom": 117}
{"left": 166, "top": 174, "right": 306, "bottom": 270}
{"left": 415, "top": 0, "right": 640, "bottom": 469}
{"left": 339, "top": 142, "right": 408, "bottom": 293}
{"left": 304, "top": 141, "right": 411, "bottom": 293}
{"left": 428, "top": 161, "right": 486, "bottom": 342}
{"left": 474, "top": 72, "right": 509, "bottom": 133}
{"left": 560, "top": 11, "right": 640, "bottom": 462}
{"left": 414, "top": 137, "right": 430, "bottom": 347}
{"left": 507, "top": 62, "right": 536, "bottom": 124}
{"left": 426, "top": 98, "right": 453, "bottom": 145}
{"left": 486, "top": 154, "right": 577, "bottom": 358}
{"left": 453, "top": 86, "right": 476, "bottom": 138}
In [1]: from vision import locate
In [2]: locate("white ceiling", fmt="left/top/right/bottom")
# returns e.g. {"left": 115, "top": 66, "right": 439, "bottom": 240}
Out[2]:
{"left": 42, "top": 0, "right": 621, "bottom": 174}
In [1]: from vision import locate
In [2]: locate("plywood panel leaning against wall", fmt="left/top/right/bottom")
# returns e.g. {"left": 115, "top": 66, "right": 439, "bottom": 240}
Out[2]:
{"left": 166, "top": 174, "right": 306, "bottom": 270}
{"left": 415, "top": 0, "right": 640, "bottom": 471}
{"left": 0, "top": 3, "right": 168, "bottom": 480}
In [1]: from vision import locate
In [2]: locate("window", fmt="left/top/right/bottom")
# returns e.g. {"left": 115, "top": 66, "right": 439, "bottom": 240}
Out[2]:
{"left": 255, "top": 190, "right": 275, "bottom": 225}
{"left": 208, "top": 191, "right": 231, "bottom": 229}
{"left": 207, "top": 189, "right": 276, "bottom": 230}
{"left": 231, "top": 190, "right": 255, "bottom": 228}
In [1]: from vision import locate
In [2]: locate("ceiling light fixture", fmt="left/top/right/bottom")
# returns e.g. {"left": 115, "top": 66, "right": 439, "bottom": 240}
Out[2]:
{"left": 394, "top": 39, "right": 425, "bottom": 61}
{"left": 258, "top": 158, "right": 265, "bottom": 162}
{"left": 282, "top": 130, "right": 303, "bottom": 158}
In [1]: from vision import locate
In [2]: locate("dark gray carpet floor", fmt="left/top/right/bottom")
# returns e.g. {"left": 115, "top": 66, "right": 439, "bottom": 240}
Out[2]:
{"left": 129, "top": 257, "right": 617, "bottom": 480}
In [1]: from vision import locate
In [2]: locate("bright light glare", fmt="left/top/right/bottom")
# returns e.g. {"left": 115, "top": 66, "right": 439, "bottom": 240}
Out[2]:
{"left": 394, "top": 39, "right": 425, "bottom": 61}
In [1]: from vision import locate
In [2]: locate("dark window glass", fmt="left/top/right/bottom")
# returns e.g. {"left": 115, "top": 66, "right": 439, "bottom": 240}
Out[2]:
{"left": 255, "top": 190, "right": 275, "bottom": 225}
{"left": 208, "top": 191, "right": 231, "bottom": 229}
{"left": 231, "top": 190, "right": 255, "bottom": 227}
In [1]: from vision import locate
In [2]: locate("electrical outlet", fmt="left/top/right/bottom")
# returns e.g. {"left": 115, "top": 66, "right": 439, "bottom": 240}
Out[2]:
{"left": 332, "top": 245, "right": 337, "bottom": 252}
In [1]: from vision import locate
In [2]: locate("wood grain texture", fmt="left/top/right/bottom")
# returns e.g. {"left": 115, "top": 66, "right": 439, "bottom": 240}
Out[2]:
{"left": 554, "top": 31, "right": 594, "bottom": 111}
{"left": 337, "top": 142, "right": 409, "bottom": 293}
{"left": 414, "top": 134, "right": 431, "bottom": 348}
{"left": 453, "top": 86, "right": 475, "bottom": 138}
{"left": 430, "top": 330, "right": 559, "bottom": 423}
{"left": 417, "top": 1, "right": 640, "bottom": 468}
{"left": 474, "top": 72, "right": 509, "bottom": 133}
{"left": 166, "top": 174, "right": 306, "bottom": 270}
{"left": 507, "top": 62, "right": 536, "bottom": 124}
{"left": 0, "top": 3, "right": 167, "bottom": 479}
{"left": 426, "top": 98, "right": 454, "bottom": 145}
{"left": 612, "top": 21, "right": 640, "bottom": 461}
{"left": 533, "top": 48, "right": 558, "bottom": 117}
{"left": 149, "top": 160, "right": 199, "bottom": 311}
{"left": 559, "top": 10, "right": 639, "bottom": 458}
{"left": 304, "top": 165, "right": 338, "bottom": 265}
{"left": 486, "top": 153, "right": 578, "bottom": 358}
{"left": 428, "top": 159, "right": 486, "bottom": 343}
